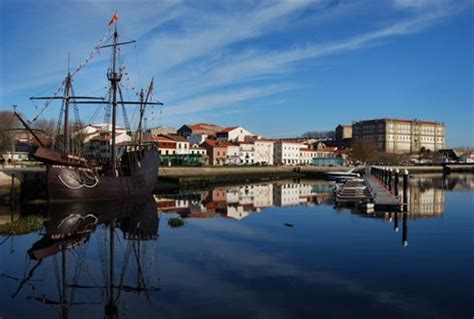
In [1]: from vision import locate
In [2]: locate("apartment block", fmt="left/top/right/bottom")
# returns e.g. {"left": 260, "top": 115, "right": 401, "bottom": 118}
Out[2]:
{"left": 352, "top": 118, "right": 445, "bottom": 153}
{"left": 274, "top": 141, "right": 303, "bottom": 165}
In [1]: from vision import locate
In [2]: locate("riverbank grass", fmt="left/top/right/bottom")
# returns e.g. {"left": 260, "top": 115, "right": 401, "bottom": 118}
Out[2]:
{"left": 0, "top": 216, "right": 46, "bottom": 235}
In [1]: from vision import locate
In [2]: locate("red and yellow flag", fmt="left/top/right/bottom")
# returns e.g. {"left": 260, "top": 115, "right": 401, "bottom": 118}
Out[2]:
{"left": 108, "top": 11, "right": 119, "bottom": 27}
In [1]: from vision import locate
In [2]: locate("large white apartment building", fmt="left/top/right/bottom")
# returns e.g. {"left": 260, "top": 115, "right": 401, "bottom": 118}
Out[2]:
{"left": 352, "top": 118, "right": 446, "bottom": 153}
{"left": 254, "top": 140, "right": 274, "bottom": 165}
{"left": 274, "top": 141, "right": 303, "bottom": 165}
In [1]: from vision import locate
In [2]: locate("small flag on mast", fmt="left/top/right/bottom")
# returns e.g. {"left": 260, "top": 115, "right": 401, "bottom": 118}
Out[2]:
{"left": 148, "top": 78, "right": 154, "bottom": 95}
{"left": 108, "top": 11, "right": 119, "bottom": 27}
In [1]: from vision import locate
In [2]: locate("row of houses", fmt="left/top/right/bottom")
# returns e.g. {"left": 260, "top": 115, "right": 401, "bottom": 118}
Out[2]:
{"left": 75, "top": 122, "right": 343, "bottom": 166}
{"left": 2, "top": 121, "right": 344, "bottom": 166}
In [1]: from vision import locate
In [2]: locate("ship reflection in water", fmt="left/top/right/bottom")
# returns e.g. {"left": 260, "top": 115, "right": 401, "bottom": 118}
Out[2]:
{"left": 1, "top": 174, "right": 473, "bottom": 318}
{"left": 4, "top": 198, "right": 159, "bottom": 319}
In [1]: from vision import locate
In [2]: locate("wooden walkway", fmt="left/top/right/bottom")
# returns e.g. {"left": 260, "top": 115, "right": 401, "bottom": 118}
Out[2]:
{"left": 365, "top": 176, "right": 402, "bottom": 211}
{"left": 335, "top": 176, "right": 403, "bottom": 212}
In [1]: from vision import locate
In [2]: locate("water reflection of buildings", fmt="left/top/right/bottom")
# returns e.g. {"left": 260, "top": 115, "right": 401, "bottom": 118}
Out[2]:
{"left": 406, "top": 174, "right": 474, "bottom": 218}
{"left": 155, "top": 181, "right": 334, "bottom": 220}
{"left": 408, "top": 184, "right": 445, "bottom": 218}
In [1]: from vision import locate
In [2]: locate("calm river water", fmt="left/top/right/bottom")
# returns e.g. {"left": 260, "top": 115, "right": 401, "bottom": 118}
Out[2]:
{"left": 0, "top": 174, "right": 473, "bottom": 318}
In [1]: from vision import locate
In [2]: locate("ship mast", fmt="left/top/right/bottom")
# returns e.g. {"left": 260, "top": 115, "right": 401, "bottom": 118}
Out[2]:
{"left": 138, "top": 89, "right": 144, "bottom": 145}
{"left": 30, "top": 60, "right": 103, "bottom": 155}
{"left": 31, "top": 17, "right": 163, "bottom": 171}
{"left": 137, "top": 79, "right": 154, "bottom": 146}
{"left": 63, "top": 72, "right": 72, "bottom": 154}
{"left": 107, "top": 26, "right": 121, "bottom": 175}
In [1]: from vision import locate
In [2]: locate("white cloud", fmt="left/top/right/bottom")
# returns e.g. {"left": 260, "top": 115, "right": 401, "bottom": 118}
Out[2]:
{"left": 393, "top": 0, "right": 457, "bottom": 9}
{"left": 1, "top": 0, "right": 468, "bottom": 128}
{"left": 166, "top": 84, "right": 290, "bottom": 117}
{"left": 157, "top": 7, "right": 454, "bottom": 108}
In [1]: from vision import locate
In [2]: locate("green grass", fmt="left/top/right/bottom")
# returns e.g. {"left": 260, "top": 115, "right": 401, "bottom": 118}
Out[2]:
{"left": 0, "top": 216, "right": 46, "bottom": 235}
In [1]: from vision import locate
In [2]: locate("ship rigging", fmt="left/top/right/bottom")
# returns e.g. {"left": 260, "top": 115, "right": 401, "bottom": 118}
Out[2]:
{"left": 15, "top": 14, "right": 163, "bottom": 201}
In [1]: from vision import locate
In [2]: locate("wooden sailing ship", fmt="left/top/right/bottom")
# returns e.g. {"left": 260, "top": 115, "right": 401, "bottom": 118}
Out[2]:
{"left": 16, "top": 15, "right": 162, "bottom": 202}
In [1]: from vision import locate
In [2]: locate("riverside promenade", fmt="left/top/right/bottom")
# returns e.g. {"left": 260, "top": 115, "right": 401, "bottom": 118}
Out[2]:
{"left": 157, "top": 166, "right": 349, "bottom": 188}
{"left": 1, "top": 164, "right": 473, "bottom": 190}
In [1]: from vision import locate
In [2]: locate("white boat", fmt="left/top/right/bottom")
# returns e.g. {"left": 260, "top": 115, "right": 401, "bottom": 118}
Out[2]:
{"left": 325, "top": 168, "right": 360, "bottom": 181}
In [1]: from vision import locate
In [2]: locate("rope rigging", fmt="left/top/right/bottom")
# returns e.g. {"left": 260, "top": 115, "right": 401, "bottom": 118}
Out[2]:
{"left": 28, "top": 27, "right": 113, "bottom": 125}
{"left": 118, "top": 84, "right": 131, "bottom": 133}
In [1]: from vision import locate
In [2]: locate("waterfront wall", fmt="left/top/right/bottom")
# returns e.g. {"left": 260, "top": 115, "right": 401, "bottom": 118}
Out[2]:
{"left": 1, "top": 164, "right": 473, "bottom": 191}
{"left": 157, "top": 166, "right": 351, "bottom": 189}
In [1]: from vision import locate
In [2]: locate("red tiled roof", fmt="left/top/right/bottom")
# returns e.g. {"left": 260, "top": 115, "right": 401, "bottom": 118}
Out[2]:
{"left": 274, "top": 140, "right": 303, "bottom": 144}
{"left": 219, "top": 126, "right": 239, "bottom": 133}
{"left": 167, "top": 134, "right": 188, "bottom": 142}
{"left": 202, "top": 139, "right": 229, "bottom": 148}
{"left": 253, "top": 138, "right": 274, "bottom": 143}
{"left": 143, "top": 134, "right": 177, "bottom": 143}
{"left": 355, "top": 118, "right": 443, "bottom": 126}
{"left": 187, "top": 123, "right": 222, "bottom": 131}
{"left": 220, "top": 141, "right": 239, "bottom": 147}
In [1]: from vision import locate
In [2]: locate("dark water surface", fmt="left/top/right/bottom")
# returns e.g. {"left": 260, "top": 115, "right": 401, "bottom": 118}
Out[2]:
{"left": 0, "top": 174, "right": 473, "bottom": 318}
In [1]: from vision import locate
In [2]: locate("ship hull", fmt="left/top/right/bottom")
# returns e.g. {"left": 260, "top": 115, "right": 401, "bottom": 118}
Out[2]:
{"left": 47, "top": 148, "right": 160, "bottom": 202}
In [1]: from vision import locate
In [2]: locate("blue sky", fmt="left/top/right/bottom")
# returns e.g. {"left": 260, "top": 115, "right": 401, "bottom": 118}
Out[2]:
{"left": 0, "top": 0, "right": 472, "bottom": 146}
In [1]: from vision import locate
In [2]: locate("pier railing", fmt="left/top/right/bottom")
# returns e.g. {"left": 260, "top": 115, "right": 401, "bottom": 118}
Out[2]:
{"left": 369, "top": 166, "right": 409, "bottom": 212}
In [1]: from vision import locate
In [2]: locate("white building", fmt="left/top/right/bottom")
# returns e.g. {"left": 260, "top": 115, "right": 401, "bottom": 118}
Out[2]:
{"left": 274, "top": 141, "right": 303, "bottom": 165}
{"left": 190, "top": 144, "right": 206, "bottom": 156}
{"left": 239, "top": 142, "right": 255, "bottom": 165}
{"left": 299, "top": 148, "right": 317, "bottom": 165}
{"left": 78, "top": 123, "right": 127, "bottom": 144}
{"left": 167, "top": 134, "right": 190, "bottom": 155}
{"left": 352, "top": 118, "right": 446, "bottom": 153}
{"left": 226, "top": 143, "right": 240, "bottom": 165}
{"left": 254, "top": 140, "right": 274, "bottom": 165}
{"left": 217, "top": 126, "right": 253, "bottom": 142}
{"left": 87, "top": 132, "right": 132, "bottom": 160}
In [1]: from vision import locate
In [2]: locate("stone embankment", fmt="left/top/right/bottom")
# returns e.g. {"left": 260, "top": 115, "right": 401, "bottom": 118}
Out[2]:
{"left": 1, "top": 164, "right": 472, "bottom": 191}
{"left": 157, "top": 166, "right": 352, "bottom": 189}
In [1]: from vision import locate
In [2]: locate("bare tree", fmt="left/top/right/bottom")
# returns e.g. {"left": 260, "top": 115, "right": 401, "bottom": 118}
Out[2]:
{"left": 32, "top": 118, "right": 56, "bottom": 139}
{"left": 0, "top": 111, "right": 20, "bottom": 153}
{"left": 350, "top": 140, "right": 380, "bottom": 164}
